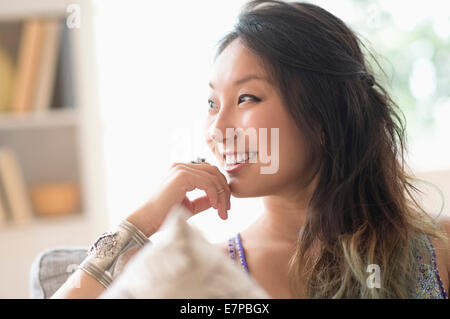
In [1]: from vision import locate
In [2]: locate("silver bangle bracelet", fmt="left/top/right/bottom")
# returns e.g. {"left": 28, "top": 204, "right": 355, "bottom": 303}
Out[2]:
{"left": 78, "top": 220, "right": 151, "bottom": 288}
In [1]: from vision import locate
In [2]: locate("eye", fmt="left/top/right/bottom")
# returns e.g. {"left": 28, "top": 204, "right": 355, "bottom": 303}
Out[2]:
{"left": 238, "top": 94, "right": 261, "bottom": 104}
{"left": 207, "top": 99, "right": 218, "bottom": 112}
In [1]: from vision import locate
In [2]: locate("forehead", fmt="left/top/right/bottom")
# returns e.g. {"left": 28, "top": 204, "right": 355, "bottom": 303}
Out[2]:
{"left": 209, "top": 38, "right": 268, "bottom": 87}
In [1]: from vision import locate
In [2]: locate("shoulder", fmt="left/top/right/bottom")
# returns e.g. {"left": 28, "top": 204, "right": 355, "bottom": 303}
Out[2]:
{"left": 435, "top": 216, "right": 450, "bottom": 259}
{"left": 431, "top": 216, "right": 450, "bottom": 293}
{"left": 436, "top": 217, "right": 450, "bottom": 264}
{"left": 437, "top": 216, "right": 450, "bottom": 235}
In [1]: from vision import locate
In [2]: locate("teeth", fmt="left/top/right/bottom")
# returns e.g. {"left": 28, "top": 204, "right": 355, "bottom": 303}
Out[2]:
{"left": 225, "top": 152, "right": 257, "bottom": 165}
{"left": 236, "top": 153, "right": 247, "bottom": 163}
{"left": 225, "top": 154, "right": 236, "bottom": 164}
{"left": 248, "top": 152, "right": 257, "bottom": 161}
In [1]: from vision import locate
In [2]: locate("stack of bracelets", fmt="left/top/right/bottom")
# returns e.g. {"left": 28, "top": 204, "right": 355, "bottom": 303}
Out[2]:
{"left": 78, "top": 220, "right": 151, "bottom": 288}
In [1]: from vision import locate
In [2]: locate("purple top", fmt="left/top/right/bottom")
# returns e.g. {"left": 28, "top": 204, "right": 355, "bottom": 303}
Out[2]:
{"left": 227, "top": 233, "right": 448, "bottom": 298}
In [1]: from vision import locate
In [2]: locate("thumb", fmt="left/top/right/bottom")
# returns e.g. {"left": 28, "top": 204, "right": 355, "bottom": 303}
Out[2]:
{"left": 181, "top": 195, "right": 212, "bottom": 215}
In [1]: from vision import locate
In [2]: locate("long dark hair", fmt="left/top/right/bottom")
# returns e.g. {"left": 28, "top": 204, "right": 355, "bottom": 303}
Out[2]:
{"left": 214, "top": 0, "right": 443, "bottom": 298}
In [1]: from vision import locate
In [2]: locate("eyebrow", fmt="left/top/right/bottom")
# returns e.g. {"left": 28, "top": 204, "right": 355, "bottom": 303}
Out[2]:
{"left": 208, "top": 74, "right": 268, "bottom": 89}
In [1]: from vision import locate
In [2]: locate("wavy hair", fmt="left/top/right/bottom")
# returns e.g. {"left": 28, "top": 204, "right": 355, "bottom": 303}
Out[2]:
{"left": 214, "top": 0, "right": 445, "bottom": 298}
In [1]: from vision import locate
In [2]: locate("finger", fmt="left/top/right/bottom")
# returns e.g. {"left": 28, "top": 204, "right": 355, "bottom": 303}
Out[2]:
{"left": 173, "top": 165, "right": 222, "bottom": 211}
{"left": 190, "top": 195, "right": 213, "bottom": 214}
{"left": 189, "top": 167, "right": 228, "bottom": 217}
{"left": 190, "top": 162, "right": 231, "bottom": 211}
{"left": 175, "top": 163, "right": 229, "bottom": 215}
{"left": 172, "top": 162, "right": 230, "bottom": 214}
{"left": 181, "top": 195, "right": 212, "bottom": 215}
{"left": 173, "top": 161, "right": 229, "bottom": 190}
{"left": 216, "top": 187, "right": 228, "bottom": 216}
{"left": 218, "top": 207, "right": 228, "bottom": 220}
{"left": 190, "top": 166, "right": 229, "bottom": 216}
{"left": 200, "top": 162, "right": 230, "bottom": 191}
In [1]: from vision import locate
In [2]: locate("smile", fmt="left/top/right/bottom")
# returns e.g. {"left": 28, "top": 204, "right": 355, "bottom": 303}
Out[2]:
{"left": 222, "top": 152, "right": 258, "bottom": 174}
{"left": 224, "top": 152, "right": 258, "bottom": 165}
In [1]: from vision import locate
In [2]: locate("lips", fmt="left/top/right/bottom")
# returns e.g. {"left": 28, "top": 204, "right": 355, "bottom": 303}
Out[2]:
{"left": 221, "top": 152, "right": 258, "bottom": 174}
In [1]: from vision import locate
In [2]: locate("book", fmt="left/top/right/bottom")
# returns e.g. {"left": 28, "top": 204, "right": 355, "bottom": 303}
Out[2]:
{"left": 30, "top": 181, "right": 80, "bottom": 217}
{"left": 0, "top": 160, "right": 13, "bottom": 226}
{"left": 0, "top": 21, "right": 22, "bottom": 113}
{"left": 0, "top": 45, "right": 14, "bottom": 114}
{"left": 0, "top": 148, "right": 33, "bottom": 224}
{"left": 10, "top": 19, "right": 45, "bottom": 113}
{"left": 33, "top": 19, "right": 62, "bottom": 112}
{"left": 0, "top": 192, "right": 7, "bottom": 226}
{"left": 51, "top": 22, "right": 75, "bottom": 109}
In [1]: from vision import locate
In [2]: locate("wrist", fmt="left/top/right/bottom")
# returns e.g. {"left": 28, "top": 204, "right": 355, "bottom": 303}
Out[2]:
{"left": 79, "top": 219, "right": 150, "bottom": 288}
{"left": 126, "top": 202, "right": 160, "bottom": 237}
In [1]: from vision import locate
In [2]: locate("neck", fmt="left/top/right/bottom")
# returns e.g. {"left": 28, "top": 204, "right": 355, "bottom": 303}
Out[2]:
{"left": 258, "top": 175, "right": 319, "bottom": 245}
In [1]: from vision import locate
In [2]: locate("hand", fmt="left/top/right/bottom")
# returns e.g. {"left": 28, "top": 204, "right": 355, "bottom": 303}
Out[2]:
{"left": 126, "top": 161, "right": 231, "bottom": 237}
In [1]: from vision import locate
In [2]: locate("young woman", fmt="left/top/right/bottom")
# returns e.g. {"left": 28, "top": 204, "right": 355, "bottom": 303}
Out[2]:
{"left": 53, "top": 0, "right": 449, "bottom": 299}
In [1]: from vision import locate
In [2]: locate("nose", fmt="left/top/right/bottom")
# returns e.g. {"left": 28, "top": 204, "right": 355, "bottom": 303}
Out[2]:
{"left": 206, "top": 107, "right": 237, "bottom": 145}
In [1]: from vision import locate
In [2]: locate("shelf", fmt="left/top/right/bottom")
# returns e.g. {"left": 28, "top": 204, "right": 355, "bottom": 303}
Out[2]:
{"left": 0, "top": 212, "right": 85, "bottom": 233}
{"left": 0, "top": 0, "right": 71, "bottom": 21}
{"left": 0, "top": 108, "right": 79, "bottom": 130}
{"left": 0, "top": 0, "right": 102, "bottom": 298}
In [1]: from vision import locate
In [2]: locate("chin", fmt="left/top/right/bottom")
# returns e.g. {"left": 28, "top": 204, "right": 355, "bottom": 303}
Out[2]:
{"left": 229, "top": 183, "right": 260, "bottom": 198}
{"left": 226, "top": 169, "right": 267, "bottom": 198}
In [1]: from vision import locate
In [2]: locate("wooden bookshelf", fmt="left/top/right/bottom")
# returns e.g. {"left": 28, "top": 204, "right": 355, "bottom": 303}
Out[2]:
{"left": 0, "top": 0, "right": 107, "bottom": 298}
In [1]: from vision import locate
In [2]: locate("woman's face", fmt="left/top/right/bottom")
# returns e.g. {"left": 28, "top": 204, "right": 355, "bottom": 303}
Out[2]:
{"left": 205, "top": 38, "right": 308, "bottom": 197}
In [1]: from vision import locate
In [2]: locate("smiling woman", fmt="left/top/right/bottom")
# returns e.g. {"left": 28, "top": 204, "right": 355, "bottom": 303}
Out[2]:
{"left": 52, "top": 0, "right": 449, "bottom": 299}
{"left": 203, "top": 0, "right": 449, "bottom": 298}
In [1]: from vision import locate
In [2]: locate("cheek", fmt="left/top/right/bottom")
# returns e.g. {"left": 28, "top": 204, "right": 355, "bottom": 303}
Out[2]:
{"left": 243, "top": 107, "right": 302, "bottom": 160}
{"left": 278, "top": 131, "right": 307, "bottom": 177}
{"left": 229, "top": 111, "right": 308, "bottom": 197}
{"left": 204, "top": 117, "right": 217, "bottom": 152}
{"left": 240, "top": 108, "right": 270, "bottom": 129}
{"left": 268, "top": 124, "right": 306, "bottom": 178}
{"left": 241, "top": 103, "right": 307, "bottom": 172}
{"left": 263, "top": 107, "right": 309, "bottom": 181}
